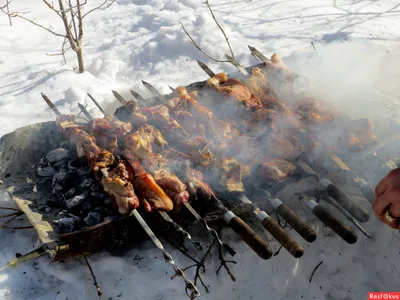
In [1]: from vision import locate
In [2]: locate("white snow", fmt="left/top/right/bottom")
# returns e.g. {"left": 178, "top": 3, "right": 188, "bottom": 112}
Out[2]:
{"left": 1, "top": 0, "right": 400, "bottom": 299}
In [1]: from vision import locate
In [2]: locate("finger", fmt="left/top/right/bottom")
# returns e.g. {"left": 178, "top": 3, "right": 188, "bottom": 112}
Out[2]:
{"left": 383, "top": 206, "right": 400, "bottom": 230}
{"left": 375, "top": 168, "right": 400, "bottom": 197}
{"left": 372, "top": 188, "right": 396, "bottom": 218}
{"left": 389, "top": 202, "right": 400, "bottom": 218}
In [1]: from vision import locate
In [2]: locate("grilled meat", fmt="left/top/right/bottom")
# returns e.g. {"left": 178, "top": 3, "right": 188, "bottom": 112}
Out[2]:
{"left": 114, "top": 100, "right": 148, "bottom": 128}
{"left": 124, "top": 125, "right": 167, "bottom": 160}
{"left": 253, "top": 159, "right": 296, "bottom": 184}
{"left": 101, "top": 161, "right": 140, "bottom": 215}
{"left": 207, "top": 73, "right": 263, "bottom": 111}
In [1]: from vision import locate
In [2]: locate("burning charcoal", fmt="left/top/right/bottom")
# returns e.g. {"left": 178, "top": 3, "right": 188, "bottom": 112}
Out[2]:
{"left": 52, "top": 169, "right": 68, "bottom": 186}
{"left": 37, "top": 158, "right": 56, "bottom": 177}
{"left": 44, "top": 207, "right": 51, "bottom": 214}
{"left": 90, "top": 191, "right": 106, "bottom": 200}
{"left": 69, "top": 214, "right": 84, "bottom": 224}
{"left": 46, "top": 148, "right": 70, "bottom": 164}
{"left": 90, "top": 183, "right": 101, "bottom": 192}
{"left": 64, "top": 187, "right": 76, "bottom": 199}
{"left": 94, "top": 206, "right": 105, "bottom": 218}
{"left": 84, "top": 212, "right": 101, "bottom": 227}
{"left": 56, "top": 217, "right": 76, "bottom": 233}
{"left": 65, "top": 194, "right": 86, "bottom": 209}
{"left": 52, "top": 158, "right": 69, "bottom": 169}
{"left": 79, "top": 200, "right": 92, "bottom": 215}
{"left": 52, "top": 184, "right": 64, "bottom": 194}
{"left": 79, "top": 178, "right": 93, "bottom": 188}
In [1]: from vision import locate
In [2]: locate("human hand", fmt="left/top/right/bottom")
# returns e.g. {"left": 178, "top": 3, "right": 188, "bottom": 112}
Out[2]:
{"left": 373, "top": 168, "right": 400, "bottom": 230}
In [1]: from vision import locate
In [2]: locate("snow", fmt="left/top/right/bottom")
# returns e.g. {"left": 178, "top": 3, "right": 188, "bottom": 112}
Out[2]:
{"left": 1, "top": 0, "right": 400, "bottom": 299}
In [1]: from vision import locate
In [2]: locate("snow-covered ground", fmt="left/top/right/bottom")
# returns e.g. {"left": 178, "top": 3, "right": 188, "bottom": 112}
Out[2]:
{"left": 1, "top": 0, "right": 400, "bottom": 299}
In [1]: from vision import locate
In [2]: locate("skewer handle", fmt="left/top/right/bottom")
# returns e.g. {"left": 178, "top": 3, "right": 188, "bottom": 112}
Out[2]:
{"left": 323, "top": 181, "right": 370, "bottom": 223}
{"left": 274, "top": 201, "right": 317, "bottom": 243}
{"left": 308, "top": 200, "right": 358, "bottom": 244}
{"left": 257, "top": 212, "right": 304, "bottom": 258}
{"left": 224, "top": 211, "right": 273, "bottom": 260}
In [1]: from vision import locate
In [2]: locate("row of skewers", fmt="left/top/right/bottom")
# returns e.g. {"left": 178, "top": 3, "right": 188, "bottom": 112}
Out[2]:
{"left": 39, "top": 46, "right": 381, "bottom": 297}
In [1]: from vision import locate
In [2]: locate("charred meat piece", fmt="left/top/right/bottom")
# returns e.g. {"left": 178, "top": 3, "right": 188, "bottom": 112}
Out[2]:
{"left": 295, "top": 97, "right": 337, "bottom": 124}
{"left": 246, "top": 67, "right": 284, "bottom": 110}
{"left": 262, "top": 131, "right": 304, "bottom": 160}
{"left": 120, "top": 149, "right": 174, "bottom": 212}
{"left": 114, "top": 100, "right": 148, "bottom": 129}
{"left": 141, "top": 152, "right": 189, "bottom": 210}
{"left": 341, "top": 118, "right": 377, "bottom": 151}
{"left": 207, "top": 73, "right": 263, "bottom": 111}
{"left": 101, "top": 161, "right": 139, "bottom": 215}
{"left": 174, "top": 111, "right": 206, "bottom": 138}
{"left": 253, "top": 159, "right": 296, "bottom": 183}
{"left": 217, "top": 157, "right": 245, "bottom": 193}
{"left": 124, "top": 125, "right": 167, "bottom": 160}
{"left": 162, "top": 149, "right": 216, "bottom": 201}
{"left": 88, "top": 118, "right": 119, "bottom": 153}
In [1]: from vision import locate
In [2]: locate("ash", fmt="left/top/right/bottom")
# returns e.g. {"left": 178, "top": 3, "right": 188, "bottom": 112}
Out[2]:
{"left": 37, "top": 146, "right": 118, "bottom": 233}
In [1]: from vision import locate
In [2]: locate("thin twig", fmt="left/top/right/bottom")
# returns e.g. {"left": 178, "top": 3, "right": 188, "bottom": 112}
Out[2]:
{"left": 5, "top": 0, "right": 11, "bottom": 25}
{"left": 82, "top": 0, "right": 115, "bottom": 19}
{"left": 309, "top": 261, "right": 323, "bottom": 282}
{"left": 216, "top": 239, "right": 236, "bottom": 281}
{"left": 205, "top": 0, "right": 235, "bottom": 59}
{"left": 83, "top": 255, "right": 103, "bottom": 300}
{"left": 0, "top": 10, "right": 66, "bottom": 38}
{"left": 0, "top": 211, "right": 23, "bottom": 219}
{"left": 179, "top": 21, "right": 228, "bottom": 63}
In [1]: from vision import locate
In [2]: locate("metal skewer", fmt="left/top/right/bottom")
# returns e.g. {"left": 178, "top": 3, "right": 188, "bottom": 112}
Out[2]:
{"left": 137, "top": 83, "right": 274, "bottom": 259}
{"left": 225, "top": 54, "right": 249, "bottom": 76}
{"left": 196, "top": 60, "right": 216, "bottom": 77}
{"left": 77, "top": 103, "right": 192, "bottom": 242}
{"left": 109, "top": 90, "right": 237, "bottom": 256}
{"left": 42, "top": 93, "right": 199, "bottom": 296}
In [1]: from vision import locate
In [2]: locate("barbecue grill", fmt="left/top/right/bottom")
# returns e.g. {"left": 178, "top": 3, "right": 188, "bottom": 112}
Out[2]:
{"left": 0, "top": 46, "right": 392, "bottom": 298}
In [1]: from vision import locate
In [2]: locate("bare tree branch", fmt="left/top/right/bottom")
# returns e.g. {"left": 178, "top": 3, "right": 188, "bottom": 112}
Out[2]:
{"left": 179, "top": 21, "right": 229, "bottom": 63}
{"left": 82, "top": 0, "right": 115, "bottom": 19}
{"left": 0, "top": 9, "right": 67, "bottom": 37}
{"left": 205, "top": 0, "right": 235, "bottom": 59}
{"left": 46, "top": 37, "right": 69, "bottom": 64}
{"left": 42, "top": 0, "right": 62, "bottom": 17}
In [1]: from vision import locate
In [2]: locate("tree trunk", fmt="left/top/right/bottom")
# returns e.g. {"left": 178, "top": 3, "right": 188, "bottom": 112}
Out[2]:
{"left": 76, "top": 48, "right": 84, "bottom": 73}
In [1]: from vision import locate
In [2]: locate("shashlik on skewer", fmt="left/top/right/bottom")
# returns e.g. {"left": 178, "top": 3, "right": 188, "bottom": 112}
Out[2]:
{"left": 41, "top": 94, "right": 200, "bottom": 296}
{"left": 194, "top": 59, "right": 372, "bottom": 224}
{"left": 78, "top": 104, "right": 192, "bottom": 241}
{"left": 132, "top": 86, "right": 307, "bottom": 257}
{"left": 135, "top": 82, "right": 372, "bottom": 244}
{"left": 87, "top": 93, "right": 273, "bottom": 259}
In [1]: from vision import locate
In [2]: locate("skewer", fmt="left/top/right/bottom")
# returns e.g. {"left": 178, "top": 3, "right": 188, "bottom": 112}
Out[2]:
{"left": 87, "top": 93, "right": 106, "bottom": 116}
{"left": 136, "top": 82, "right": 307, "bottom": 257}
{"left": 296, "top": 161, "right": 370, "bottom": 223}
{"left": 247, "top": 45, "right": 271, "bottom": 63}
{"left": 136, "top": 83, "right": 296, "bottom": 258}
{"left": 196, "top": 60, "right": 216, "bottom": 77}
{"left": 130, "top": 90, "right": 145, "bottom": 102}
{"left": 111, "top": 90, "right": 127, "bottom": 105}
{"left": 236, "top": 193, "right": 304, "bottom": 258}
{"left": 113, "top": 88, "right": 272, "bottom": 259}
{"left": 217, "top": 54, "right": 373, "bottom": 224}
{"left": 77, "top": 103, "right": 192, "bottom": 242}
{"left": 225, "top": 54, "right": 249, "bottom": 76}
{"left": 250, "top": 185, "right": 317, "bottom": 243}
{"left": 141, "top": 80, "right": 165, "bottom": 103}
{"left": 93, "top": 93, "right": 236, "bottom": 256}
{"left": 295, "top": 191, "right": 358, "bottom": 244}
{"left": 42, "top": 93, "right": 199, "bottom": 297}
{"left": 100, "top": 170, "right": 199, "bottom": 296}
{"left": 321, "top": 195, "right": 371, "bottom": 239}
